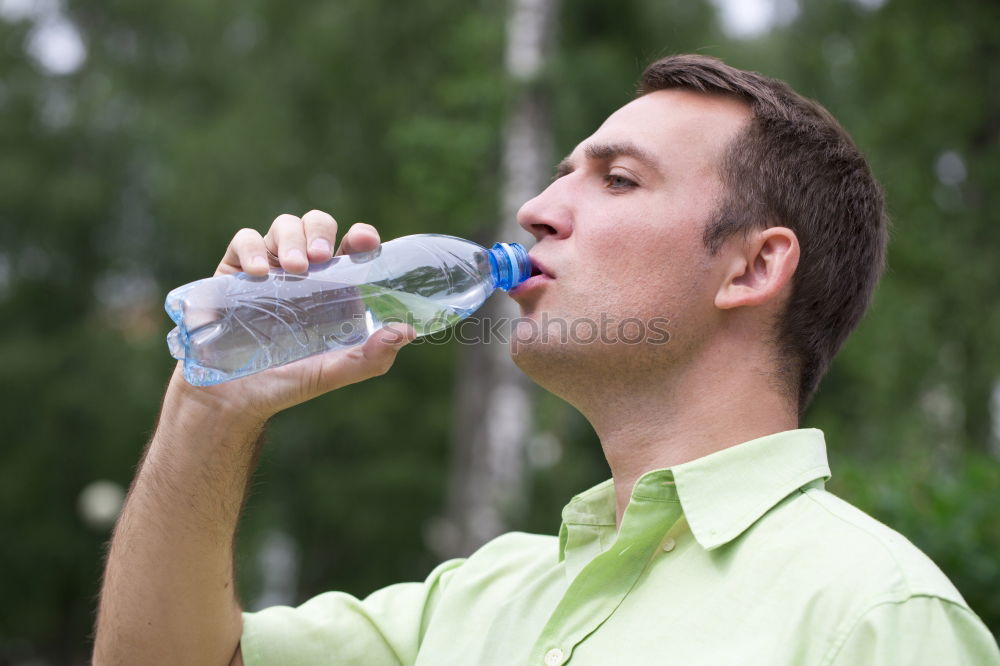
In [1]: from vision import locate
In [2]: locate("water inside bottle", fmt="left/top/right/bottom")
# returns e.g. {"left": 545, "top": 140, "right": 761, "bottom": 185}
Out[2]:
{"left": 170, "top": 282, "right": 474, "bottom": 386}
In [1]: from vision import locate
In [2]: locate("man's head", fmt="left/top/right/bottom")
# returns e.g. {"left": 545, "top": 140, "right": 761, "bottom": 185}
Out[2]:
{"left": 640, "top": 55, "right": 888, "bottom": 410}
{"left": 511, "top": 54, "right": 887, "bottom": 416}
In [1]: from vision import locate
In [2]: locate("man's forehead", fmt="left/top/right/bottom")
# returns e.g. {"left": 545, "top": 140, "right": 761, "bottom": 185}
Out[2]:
{"left": 572, "top": 89, "right": 750, "bottom": 165}
{"left": 607, "top": 88, "right": 750, "bottom": 132}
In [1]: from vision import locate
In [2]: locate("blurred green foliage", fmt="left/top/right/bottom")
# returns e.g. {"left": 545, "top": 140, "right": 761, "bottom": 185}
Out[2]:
{"left": 0, "top": 0, "right": 996, "bottom": 662}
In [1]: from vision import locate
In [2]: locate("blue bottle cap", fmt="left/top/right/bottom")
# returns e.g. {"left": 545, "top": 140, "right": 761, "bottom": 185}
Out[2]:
{"left": 488, "top": 242, "right": 531, "bottom": 291}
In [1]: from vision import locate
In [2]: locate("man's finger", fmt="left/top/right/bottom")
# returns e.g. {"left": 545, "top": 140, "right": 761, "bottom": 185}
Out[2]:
{"left": 335, "top": 223, "right": 381, "bottom": 256}
{"left": 216, "top": 228, "right": 268, "bottom": 276}
{"left": 263, "top": 214, "right": 308, "bottom": 273}
{"left": 302, "top": 209, "right": 338, "bottom": 263}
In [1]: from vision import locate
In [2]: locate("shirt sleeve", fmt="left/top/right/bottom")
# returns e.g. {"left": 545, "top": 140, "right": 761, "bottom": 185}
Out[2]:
{"left": 240, "top": 557, "right": 465, "bottom": 666}
{"left": 826, "top": 595, "right": 1000, "bottom": 666}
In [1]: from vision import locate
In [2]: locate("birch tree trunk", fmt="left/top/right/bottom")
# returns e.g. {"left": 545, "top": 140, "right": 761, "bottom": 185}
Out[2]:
{"left": 431, "top": 0, "right": 558, "bottom": 558}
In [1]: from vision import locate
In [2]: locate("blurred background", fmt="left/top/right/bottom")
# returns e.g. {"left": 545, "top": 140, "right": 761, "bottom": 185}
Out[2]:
{"left": 0, "top": 0, "right": 997, "bottom": 662}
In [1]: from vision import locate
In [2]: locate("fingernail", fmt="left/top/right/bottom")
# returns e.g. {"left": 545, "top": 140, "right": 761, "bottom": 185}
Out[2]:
{"left": 287, "top": 249, "right": 306, "bottom": 264}
{"left": 310, "top": 238, "right": 331, "bottom": 254}
{"left": 251, "top": 255, "right": 268, "bottom": 271}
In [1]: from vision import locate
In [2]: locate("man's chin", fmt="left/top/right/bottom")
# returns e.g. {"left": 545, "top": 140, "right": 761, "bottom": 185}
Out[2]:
{"left": 508, "top": 337, "right": 611, "bottom": 407}
{"left": 509, "top": 329, "right": 556, "bottom": 370}
{"left": 508, "top": 327, "right": 593, "bottom": 376}
{"left": 509, "top": 339, "right": 563, "bottom": 392}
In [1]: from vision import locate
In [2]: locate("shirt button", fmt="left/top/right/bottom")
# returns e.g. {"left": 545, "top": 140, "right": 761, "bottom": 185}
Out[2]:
{"left": 544, "top": 647, "right": 565, "bottom": 665}
{"left": 662, "top": 537, "right": 676, "bottom": 552}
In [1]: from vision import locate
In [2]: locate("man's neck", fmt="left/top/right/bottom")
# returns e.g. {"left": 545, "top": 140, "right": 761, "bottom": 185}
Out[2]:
{"left": 573, "top": 350, "right": 799, "bottom": 529}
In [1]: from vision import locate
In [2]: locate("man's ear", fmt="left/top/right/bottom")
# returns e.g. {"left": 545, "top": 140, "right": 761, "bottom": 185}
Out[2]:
{"left": 715, "top": 226, "right": 800, "bottom": 310}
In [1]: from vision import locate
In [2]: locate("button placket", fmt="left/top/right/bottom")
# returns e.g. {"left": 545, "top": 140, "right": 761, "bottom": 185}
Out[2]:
{"left": 531, "top": 481, "right": 683, "bottom": 665}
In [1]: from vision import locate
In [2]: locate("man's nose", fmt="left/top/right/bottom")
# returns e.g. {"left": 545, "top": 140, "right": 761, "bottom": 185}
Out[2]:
{"left": 517, "top": 180, "right": 573, "bottom": 241}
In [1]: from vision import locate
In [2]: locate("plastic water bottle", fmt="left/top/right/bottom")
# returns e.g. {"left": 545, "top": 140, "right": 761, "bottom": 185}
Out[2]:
{"left": 165, "top": 234, "right": 531, "bottom": 386}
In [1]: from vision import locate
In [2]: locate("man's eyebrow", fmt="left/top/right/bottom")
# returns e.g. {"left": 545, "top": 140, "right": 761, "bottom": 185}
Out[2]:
{"left": 584, "top": 141, "right": 662, "bottom": 172}
{"left": 553, "top": 141, "right": 663, "bottom": 180}
{"left": 554, "top": 157, "right": 574, "bottom": 179}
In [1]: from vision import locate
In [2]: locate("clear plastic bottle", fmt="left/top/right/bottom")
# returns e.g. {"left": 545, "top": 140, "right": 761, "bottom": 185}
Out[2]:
{"left": 165, "top": 234, "right": 531, "bottom": 386}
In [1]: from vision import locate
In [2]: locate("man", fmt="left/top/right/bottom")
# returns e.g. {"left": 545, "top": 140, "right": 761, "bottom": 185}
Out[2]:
{"left": 94, "top": 55, "right": 1000, "bottom": 664}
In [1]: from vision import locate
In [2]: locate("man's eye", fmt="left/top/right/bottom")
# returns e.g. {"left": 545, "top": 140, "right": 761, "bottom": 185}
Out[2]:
{"left": 605, "top": 174, "right": 637, "bottom": 190}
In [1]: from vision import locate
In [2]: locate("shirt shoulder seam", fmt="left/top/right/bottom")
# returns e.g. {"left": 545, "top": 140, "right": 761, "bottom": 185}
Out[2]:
{"left": 819, "top": 595, "right": 986, "bottom": 666}
{"left": 798, "top": 487, "right": 920, "bottom": 596}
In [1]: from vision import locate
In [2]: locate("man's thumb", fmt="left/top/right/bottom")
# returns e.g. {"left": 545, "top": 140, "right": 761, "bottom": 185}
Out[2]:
{"left": 353, "top": 323, "right": 416, "bottom": 378}
{"left": 375, "top": 323, "right": 417, "bottom": 350}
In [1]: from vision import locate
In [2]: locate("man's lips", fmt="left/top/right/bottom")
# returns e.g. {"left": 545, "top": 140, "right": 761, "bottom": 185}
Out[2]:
{"left": 529, "top": 255, "right": 554, "bottom": 279}
{"left": 509, "top": 255, "right": 554, "bottom": 298}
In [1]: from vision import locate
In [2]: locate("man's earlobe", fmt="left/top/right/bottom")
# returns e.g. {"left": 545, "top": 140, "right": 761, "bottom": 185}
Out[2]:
{"left": 715, "top": 227, "right": 800, "bottom": 310}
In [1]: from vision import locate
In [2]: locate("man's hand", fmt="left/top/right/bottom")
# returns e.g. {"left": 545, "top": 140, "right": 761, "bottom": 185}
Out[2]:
{"left": 174, "top": 210, "right": 416, "bottom": 425}
{"left": 94, "top": 211, "right": 413, "bottom": 665}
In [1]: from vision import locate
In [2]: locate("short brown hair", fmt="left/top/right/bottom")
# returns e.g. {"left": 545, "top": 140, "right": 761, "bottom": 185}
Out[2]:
{"left": 639, "top": 54, "right": 889, "bottom": 413}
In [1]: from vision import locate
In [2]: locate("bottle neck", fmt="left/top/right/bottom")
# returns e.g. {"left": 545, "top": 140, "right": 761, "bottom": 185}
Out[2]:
{"left": 488, "top": 242, "right": 531, "bottom": 291}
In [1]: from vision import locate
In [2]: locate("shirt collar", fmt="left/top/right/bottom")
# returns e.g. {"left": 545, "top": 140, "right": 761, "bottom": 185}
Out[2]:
{"left": 669, "top": 428, "right": 831, "bottom": 550}
{"left": 559, "top": 428, "right": 831, "bottom": 558}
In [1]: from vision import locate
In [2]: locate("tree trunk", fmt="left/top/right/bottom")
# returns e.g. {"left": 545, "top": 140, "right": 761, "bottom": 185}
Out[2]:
{"left": 431, "top": 0, "right": 558, "bottom": 558}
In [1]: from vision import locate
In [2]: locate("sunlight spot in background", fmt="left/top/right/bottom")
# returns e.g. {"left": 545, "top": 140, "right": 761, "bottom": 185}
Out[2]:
{"left": 933, "top": 150, "right": 967, "bottom": 211}
{"left": 29, "top": 14, "right": 85, "bottom": 74}
{"left": 0, "top": 0, "right": 86, "bottom": 75}
{"left": 935, "top": 150, "right": 967, "bottom": 186}
{"left": 710, "top": 0, "right": 798, "bottom": 38}
{"left": 78, "top": 480, "right": 126, "bottom": 530}
{"left": 712, "top": 0, "right": 885, "bottom": 38}
{"left": 0, "top": 0, "right": 36, "bottom": 22}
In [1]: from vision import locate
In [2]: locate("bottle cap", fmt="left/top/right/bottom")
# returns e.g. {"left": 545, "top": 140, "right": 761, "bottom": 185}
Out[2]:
{"left": 489, "top": 242, "right": 531, "bottom": 291}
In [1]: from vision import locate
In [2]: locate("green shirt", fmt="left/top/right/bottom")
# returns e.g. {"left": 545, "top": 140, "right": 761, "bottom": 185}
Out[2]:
{"left": 241, "top": 429, "right": 1000, "bottom": 665}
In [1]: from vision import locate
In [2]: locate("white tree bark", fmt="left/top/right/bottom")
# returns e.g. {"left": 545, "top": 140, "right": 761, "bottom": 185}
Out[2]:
{"left": 431, "top": 0, "right": 558, "bottom": 558}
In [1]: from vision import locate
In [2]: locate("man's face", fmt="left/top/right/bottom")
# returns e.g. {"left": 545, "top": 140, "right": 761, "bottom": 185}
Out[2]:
{"left": 509, "top": 89, "right": 750, "bottom": 384}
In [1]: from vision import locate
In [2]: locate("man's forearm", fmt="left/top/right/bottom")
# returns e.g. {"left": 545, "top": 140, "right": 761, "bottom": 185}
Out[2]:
{"left": 94, "top": 377, "right": 266, "bottom": 665}
{"left": 93, "top": 215, "right": 412, "bottom": 664}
